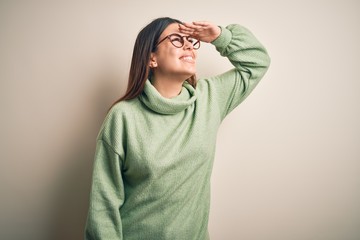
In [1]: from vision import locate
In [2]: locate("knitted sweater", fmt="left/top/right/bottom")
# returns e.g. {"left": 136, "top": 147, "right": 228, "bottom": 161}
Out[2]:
{"left": 85, "top": 24, "right": 270, "bottom": 240}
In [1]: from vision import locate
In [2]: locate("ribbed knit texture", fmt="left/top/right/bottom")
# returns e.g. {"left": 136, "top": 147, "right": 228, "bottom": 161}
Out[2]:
{"left": 85, "top": 24, "right": 270, "bottom": 240}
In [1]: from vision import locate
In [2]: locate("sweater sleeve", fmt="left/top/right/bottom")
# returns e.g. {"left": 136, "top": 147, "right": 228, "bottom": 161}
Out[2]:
{"left": 85, "top": 138, "right": 125, "bottom": 239}
{"left": 206, "top": 24, "right": 271, "bottom": 120}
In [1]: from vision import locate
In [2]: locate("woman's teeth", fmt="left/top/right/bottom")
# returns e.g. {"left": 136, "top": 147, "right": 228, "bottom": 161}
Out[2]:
{"left": 181, "top": 56, "right": 194, "bottom": 62}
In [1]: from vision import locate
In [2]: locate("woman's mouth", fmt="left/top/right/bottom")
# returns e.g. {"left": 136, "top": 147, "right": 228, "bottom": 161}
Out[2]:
{"left": 180, "top": 55, "right": 195, "bottom": 63}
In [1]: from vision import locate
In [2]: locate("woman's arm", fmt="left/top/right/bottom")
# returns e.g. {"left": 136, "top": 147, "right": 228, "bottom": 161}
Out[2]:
{"left": 181, "top": 22, "right": 271, "bottom": 119}
{"left": 85, "top": 138, "right": 125, "bottom": 240}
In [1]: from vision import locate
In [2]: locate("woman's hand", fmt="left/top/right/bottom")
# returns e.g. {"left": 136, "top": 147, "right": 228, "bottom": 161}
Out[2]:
{"left": 179, "top": 21, "right": 221, "bottom": 43}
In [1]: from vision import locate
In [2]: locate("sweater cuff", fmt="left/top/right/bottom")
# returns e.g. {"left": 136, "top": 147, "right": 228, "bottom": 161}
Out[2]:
{"left": 211, "top": 26, "right": 232, "bottom": 49}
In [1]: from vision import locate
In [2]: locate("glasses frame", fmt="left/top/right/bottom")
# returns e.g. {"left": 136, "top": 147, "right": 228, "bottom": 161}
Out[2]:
{"left": 155, "top": 33, "right": 200, "bottom": 50}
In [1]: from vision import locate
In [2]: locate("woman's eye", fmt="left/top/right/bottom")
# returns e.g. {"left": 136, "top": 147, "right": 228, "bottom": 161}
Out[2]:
{"left": 171, "top": 37, "right": 182, "bottom": 42}
{"left": 187, "top": 38, "right": 195, "bottom": 43}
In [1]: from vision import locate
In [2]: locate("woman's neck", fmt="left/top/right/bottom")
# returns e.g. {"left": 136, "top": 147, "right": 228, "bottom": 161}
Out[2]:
{"left": 151, "top": 77, "right": 185, "bottom": 98}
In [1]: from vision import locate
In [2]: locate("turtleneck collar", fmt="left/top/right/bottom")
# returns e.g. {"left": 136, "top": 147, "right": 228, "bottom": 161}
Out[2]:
{"left": 138, "top": 79, "right": 197, "bottom": 115}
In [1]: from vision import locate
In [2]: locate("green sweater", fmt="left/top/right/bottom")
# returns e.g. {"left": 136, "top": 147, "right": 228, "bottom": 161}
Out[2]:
{"left": 85, "top": 24, "right": 270, "bottom": 240}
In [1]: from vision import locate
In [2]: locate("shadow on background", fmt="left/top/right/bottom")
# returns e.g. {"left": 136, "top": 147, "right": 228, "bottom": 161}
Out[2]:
{"left": 49, "top": 143, "right": 94, "bottom": 240}
{"left": 48, "top": 74, "right": 125, "bottom": 240}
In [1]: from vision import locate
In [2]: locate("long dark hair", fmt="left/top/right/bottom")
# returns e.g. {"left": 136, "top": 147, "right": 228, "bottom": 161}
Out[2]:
{"left": 110, "top": 17, "right": 197, "bottom": 108}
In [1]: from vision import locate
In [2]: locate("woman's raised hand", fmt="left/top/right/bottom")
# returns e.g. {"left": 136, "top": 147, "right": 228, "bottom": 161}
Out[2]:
{"left": 179, "top": 21, "right": 221, "bottom": 43}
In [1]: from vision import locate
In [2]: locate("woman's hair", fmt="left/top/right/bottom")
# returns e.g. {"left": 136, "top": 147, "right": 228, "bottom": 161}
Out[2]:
{"left": 111, "top": 17, "right": 197, "bottom": 107}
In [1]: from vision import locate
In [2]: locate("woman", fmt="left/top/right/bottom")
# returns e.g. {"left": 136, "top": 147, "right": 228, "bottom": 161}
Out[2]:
{"left": 85, "top": 17, "right": 270, "bottom": 240}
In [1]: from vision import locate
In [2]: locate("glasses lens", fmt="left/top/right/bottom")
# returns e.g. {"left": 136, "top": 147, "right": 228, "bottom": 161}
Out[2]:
{"left": 168, "top": 34, "right": 200, "bottom": 49}
{"left": 187, "top": 36, "right": 200, "bottom": 49}
{"left": 169, "top": 35, "right": 184, "bottom": 48}
{"left": 192, "top": 40, "right": 200, "bottom": 49}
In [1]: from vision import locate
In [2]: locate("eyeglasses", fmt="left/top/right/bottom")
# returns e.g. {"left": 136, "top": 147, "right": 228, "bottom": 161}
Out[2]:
{"left": 156, "top": 33, "right": 200, "bottom": 50}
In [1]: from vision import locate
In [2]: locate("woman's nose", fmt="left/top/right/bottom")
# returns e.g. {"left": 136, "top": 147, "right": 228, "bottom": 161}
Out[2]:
{"left": 183, "top": 38, "right": 194, "bottom": 50}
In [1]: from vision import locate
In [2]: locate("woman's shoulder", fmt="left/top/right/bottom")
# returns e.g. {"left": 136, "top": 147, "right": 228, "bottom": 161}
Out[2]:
{"left": 97, "top": 98, "right": 140, "bottom": 139}
{"left": 110, "top": 97, "right": 139, "bottom": 111}
{"left": 107, "top": 98, "right": 142, "bottom": 118}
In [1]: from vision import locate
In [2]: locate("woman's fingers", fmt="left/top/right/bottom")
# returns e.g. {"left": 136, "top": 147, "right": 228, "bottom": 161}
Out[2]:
{"left": 179, "top": 21, "right": 219, "bottom": 43}
{"left": 192, "top": 21, "right": 210, "bottom": 27}
{"left": 178, "top": 24, "right": 193, "bottom": 32}
{"left": 180, "top": 23, "right": 205, "bottom": 36}
{"left": 182, "top": 22, "right": 198, "bottom": 28}
{"left": 181, "top": 22, "right": 204, "bottom": 31}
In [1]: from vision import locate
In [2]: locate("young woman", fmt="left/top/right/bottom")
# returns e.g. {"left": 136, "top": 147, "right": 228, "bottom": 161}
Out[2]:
{"left": 85, "top": 17, "right": 270, "bottom": 240}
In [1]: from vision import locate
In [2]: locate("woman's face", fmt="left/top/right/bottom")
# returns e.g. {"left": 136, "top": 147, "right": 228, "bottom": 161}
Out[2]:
{"left": 151, "top": 23, "right": 198, "bottom": 80}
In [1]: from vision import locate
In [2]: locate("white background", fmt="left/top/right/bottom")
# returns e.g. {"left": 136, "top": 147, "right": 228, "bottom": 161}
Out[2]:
{"left": 1, "top": 0, "right": 359, "bottom": 239}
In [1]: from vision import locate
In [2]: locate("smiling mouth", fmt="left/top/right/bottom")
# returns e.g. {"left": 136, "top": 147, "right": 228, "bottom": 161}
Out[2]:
{"left": 180, "top": 56, "right": 195, "bottom": 63}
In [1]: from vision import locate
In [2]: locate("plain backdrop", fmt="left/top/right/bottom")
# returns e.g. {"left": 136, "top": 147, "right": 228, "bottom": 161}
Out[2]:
{"left": 1, "top": 0, "right": 359, "bottom": 239}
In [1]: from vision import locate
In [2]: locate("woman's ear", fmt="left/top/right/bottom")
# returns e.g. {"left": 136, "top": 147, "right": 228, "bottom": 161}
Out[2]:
{"left": 149, "top": 53, "right": 157, "bottom": 68}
